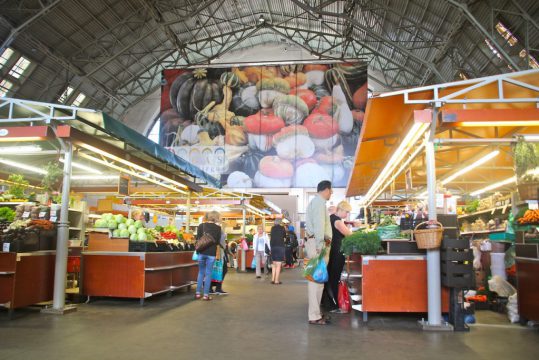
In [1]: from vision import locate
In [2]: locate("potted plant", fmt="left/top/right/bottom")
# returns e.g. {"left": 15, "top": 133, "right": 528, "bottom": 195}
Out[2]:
{"left": 513, "top": 136, "right": 539, "bottom": 200}
{"left": 341, "top": 230, "right": 382, "bottom": 256}
{"left": 41, "top": 162, "right": 63, "bottom": 203}
{"left": 6, "top": 174, "right": 29, "bottom": 200}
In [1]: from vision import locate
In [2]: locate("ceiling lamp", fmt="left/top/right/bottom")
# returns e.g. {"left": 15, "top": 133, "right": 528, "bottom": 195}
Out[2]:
{"left": 258, "top": 15, "right": 265, "bottom": 23}
{"left": 0, "top": 158, "right": 47, "bottom": 175}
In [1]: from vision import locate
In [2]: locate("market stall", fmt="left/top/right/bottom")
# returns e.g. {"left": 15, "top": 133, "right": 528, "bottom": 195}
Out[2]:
{"left": 345, "top": 69, "right": 539, "bottom": 330}
{"left": 0, "top": 98, "right": 220, "bottom": 312}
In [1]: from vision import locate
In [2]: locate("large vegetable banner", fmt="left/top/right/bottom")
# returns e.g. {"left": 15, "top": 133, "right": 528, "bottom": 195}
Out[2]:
{"left": 160, "top": 62, "right": 367, "bottom": 188}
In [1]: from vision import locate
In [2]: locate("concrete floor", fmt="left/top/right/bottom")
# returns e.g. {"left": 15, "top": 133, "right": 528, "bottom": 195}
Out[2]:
{"left": 1, "top": 268, "right": 538, "bottom": 360}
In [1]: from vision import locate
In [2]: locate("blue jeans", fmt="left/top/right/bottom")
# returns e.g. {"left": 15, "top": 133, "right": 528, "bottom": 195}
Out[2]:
{"left": 197, "top": 254, "right": 216, "bottom": 296}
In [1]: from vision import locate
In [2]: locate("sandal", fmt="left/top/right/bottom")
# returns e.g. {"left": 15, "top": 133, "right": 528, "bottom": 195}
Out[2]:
{"left": 195, "top": 294, "right": 202, "bottom": 300}
{"left": 202, "top": 295, "right": 213, "bottom": 301}
{"left": 309, "top": 318, "right": 328, "bottom": 325}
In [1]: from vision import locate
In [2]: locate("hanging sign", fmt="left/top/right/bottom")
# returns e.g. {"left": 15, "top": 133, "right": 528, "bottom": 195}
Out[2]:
{"left": 118, "top": 174, "right": 130, "bottom": 196}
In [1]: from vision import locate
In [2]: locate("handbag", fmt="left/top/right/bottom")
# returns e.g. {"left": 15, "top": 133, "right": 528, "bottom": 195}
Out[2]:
{"left": 338, "top": 280, "right": 351, "bottom": 313}
{"left": 195, "top": 223, "right": 217, "bottom": 252}
{"left": 212, "top": 249, "right": 223, "bottom": 282}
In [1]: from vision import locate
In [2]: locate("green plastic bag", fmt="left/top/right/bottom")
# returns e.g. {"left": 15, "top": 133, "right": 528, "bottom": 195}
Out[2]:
{"left": 303, "top": 247, "right": 328, "bottom": 282}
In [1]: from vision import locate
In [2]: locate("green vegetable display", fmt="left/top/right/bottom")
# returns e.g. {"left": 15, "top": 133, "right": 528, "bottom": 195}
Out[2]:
{"left": 341, "top": 230, "right": 382, "bottom": 256}
{"left": 0, "top": 207, "right": 16, "bottom": 222}
{"left": 7, "top": 174, "right": 29, "bottom": 199}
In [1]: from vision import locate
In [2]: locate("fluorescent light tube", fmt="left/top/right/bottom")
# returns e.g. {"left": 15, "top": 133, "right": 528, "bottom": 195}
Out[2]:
{"left": 441, "top": 150, "right": 499, "bottom": 185}
{"left": 470, "top": 176, "right": 516, "bottom": 196}
{"left": 0, "top": 158, "right": 47, "bottom": 174}
{"left": 0, "top": 145, "right": 42, "bottom": 153}
{"left": 60, "top": 158, "right": 102, "bottom": 174}
{"left": 71, "top": 175, "right": 118, "bottom": 180}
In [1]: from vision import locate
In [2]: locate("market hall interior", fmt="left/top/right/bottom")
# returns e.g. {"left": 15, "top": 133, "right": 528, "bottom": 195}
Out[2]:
{"left": 1, "top": 269, "right": 537, "bottom": 360}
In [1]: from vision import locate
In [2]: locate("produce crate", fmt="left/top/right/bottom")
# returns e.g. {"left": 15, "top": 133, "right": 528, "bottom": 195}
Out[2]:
{"left": 441, "top": 234, "right": 474, "bottom": 288}
{"left": 488, "top": 232, "right": 515, "bottom": 241}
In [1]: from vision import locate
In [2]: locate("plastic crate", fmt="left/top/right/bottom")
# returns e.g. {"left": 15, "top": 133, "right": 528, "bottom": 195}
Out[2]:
{"left": 488, "top": 232, "right": 515, "bottom": 241}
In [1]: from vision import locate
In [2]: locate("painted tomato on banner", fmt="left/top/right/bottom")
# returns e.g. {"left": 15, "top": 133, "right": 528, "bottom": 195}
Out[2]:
{"left": 160, "top": 62, "right": 368, "bottom": 188}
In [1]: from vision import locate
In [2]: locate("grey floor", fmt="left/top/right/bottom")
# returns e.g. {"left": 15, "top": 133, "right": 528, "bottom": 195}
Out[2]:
{"left": 0, "top": 268, "right": 538, "bottom": 360}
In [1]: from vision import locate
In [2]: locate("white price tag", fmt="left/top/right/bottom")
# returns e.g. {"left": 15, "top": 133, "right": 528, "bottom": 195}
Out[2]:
{"left": 22, "top": 211, "right": 30, "bottom": 218}
{"left": 38, "top": 211, "right": 46, "bottom": 218}
{"left": 3, "top": 243, "right": 10, "bottom": 252}
{"left": 527, "top": 200, "right": 538, "bottom": 210}
{"left": 50, "top": 216, "right": 57, "bottom": 222}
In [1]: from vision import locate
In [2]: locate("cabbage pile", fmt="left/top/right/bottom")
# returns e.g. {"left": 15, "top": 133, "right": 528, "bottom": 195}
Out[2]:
{"left": 94, "top": 213, "right": 152, "bottom": 241}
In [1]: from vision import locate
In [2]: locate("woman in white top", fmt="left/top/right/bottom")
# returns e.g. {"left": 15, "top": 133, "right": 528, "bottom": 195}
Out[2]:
{"left": 253, "top": 225, "right": 270, "bottom": 278}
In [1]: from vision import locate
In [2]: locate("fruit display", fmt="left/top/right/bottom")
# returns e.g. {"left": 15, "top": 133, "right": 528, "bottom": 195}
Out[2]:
{"left": 160, "top": 62, "right": 368, "bottom": 188}
{"left": 517, "top": 209, "right": 539, "bottom": 224}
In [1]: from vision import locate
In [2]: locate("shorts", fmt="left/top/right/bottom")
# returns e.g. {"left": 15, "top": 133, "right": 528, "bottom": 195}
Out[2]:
{"left": 271, "top": 246, "right": 285, "bottom": 262}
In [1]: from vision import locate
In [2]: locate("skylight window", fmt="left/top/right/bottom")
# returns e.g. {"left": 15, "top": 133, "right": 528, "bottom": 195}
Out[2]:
{"left": 0, "top": 79, "right": 13, "bottom": 97}
{"left": 0, "top": 48, "right": 14, "bottom": 69}
{"left": 495, "top": 22, "right": 518, "bottom": 46}
{"left": 8, "top": 56, "right": 31, "bottom": 79}
{"left": 519, "top": 49, "right": 539, "bottom": 69}
{"left": 484, "top": 39, "right": 502, "bottom": 60}
{"left": 58, "top": 86, "right": 74, "bottom": 103}
{"left": 71, "top": 93, "right": 86, "bottom": 106}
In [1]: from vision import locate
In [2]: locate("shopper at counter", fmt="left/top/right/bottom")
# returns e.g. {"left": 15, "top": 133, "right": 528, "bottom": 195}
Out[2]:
{"left": 195, "top": 211, "right": 221, "bottom": 301}
{"left": 305, "top": 180, "right": 333, "bottom": 325}
{"left": 270, "top": 219, "right": 286, "bottom": 284}
{"left": 324, "top": 200, "right": 353, "bottom": 313}
{"left": 253, "top": 225, "right": 270, "bottom": 279}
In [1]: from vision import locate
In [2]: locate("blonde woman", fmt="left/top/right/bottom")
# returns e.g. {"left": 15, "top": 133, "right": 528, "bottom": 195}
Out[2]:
{"left": 252, "top": 225, "right": 270, "bottom": 278}
{"left": 325, "top": 201, "right": 353, "bottom": 312}
{"left": 195, "top": 211, "right": 221, "bottom": 301}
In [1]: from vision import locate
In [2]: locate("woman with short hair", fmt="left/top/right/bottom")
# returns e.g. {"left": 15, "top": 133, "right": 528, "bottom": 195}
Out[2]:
{"left": 270, "top": 219, "right": 286, "bottom": 284}
{"left": 195, "top": 210, "right": 221, "bottom": 301}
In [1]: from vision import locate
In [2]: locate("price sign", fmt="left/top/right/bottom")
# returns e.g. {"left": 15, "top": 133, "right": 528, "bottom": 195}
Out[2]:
{"left": 528, "top": 200, "right": 538, "bottom": 210}
{"left": 3, "top": 243, "right": 10, "bottom": 252}
{"left": 38, "top": 211, "right": 46, "bottom": 218}
{"left": 22, "top": 211, "right": 30, "bottom": 218}
{"left": 50, "top": 216, "right": 57, "bottom": 222}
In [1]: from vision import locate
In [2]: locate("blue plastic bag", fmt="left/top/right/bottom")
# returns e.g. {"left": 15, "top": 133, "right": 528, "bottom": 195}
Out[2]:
{"left": 312, "top": 258, "right": 328, "bottom": 283}
{"left": 192, "top": 251, "right": 199, "bottom": 261}
{"left": 303, "top": 247, "right": 327, "bottom": 282}
{"left": 251, "top": 256, "right": 257, "bottom": 269}
{"left": 212, "top": 259, "right": 223, "bottom": 282}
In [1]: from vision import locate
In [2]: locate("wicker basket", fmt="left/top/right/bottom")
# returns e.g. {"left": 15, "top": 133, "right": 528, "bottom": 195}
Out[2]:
{"left": 517, "top": 182, "right": 539, "bottom": 201}
{"left": 414, "top": 221, "right": 443, "bottom": 249}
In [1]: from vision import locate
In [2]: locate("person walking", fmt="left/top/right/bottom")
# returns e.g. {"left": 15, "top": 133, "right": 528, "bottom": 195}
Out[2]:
{"left": 195, "top": 211, "right": 221, "bottom": 301}
{"left": 252, "top": 225, "right": 270, "bottom": 279}
{"left": 270, "top": 219, "right": 286, "bottom": 284}
{"left": 305, "top": 180, "right": 333, "bottom": 325}
{"left": 325, "top": 200, "right": 353, "bottom": 312}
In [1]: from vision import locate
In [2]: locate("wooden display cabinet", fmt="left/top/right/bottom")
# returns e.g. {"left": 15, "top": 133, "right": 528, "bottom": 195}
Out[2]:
{"left": 515, "top": 257, "right": 539, "bottom": 323}
{"left": 82, "top": 251, "right": 198, "bottom": 304}
{"left": 0, "top": 251, "right": 55, "bottom": 317}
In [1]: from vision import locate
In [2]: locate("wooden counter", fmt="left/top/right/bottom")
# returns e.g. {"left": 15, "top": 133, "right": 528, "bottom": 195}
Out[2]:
{"left": 516, "top": 257, "right": 539, "bottom": 323}
{"left": 82, "top": 251, "right": 198, "bottom": 304}
{"left": 235, "top": 249, "right": 254, "bottom": 270}
{"left": 0, "top": 251, "right": 55, "bottom": 315}
{"left": 356, "top": 255, "right": 449, "bottom": 321}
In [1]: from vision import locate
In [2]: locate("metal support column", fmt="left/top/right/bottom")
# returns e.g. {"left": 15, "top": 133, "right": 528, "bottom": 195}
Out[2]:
{"left": 422, "top": 108, "right": 451, "bottom": 331}
{"left": 240, "top": 204, "right": 246, "bottom": 272}
{"left": 42, "top": 140, "right": 77, "bottom": 315}
{"left": 186, "top": 191, "right": 191, "bottom": 233}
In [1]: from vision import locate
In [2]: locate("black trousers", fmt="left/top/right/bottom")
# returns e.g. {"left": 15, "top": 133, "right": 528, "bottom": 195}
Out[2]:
{"left": 323, "top": 253, "right": 345, "bottom": 309}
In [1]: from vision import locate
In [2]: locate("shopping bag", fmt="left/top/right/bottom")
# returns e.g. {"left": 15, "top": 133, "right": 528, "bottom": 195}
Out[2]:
{"left": 251, "top": 256, "right": 257, "bottom": 269}
{"left": 338, "top": 281, "right": 351, "bottom": 313}
{"left": 192, "top": 251, "right": 199, "bottom": 261}
{"left": 303, "top": 247, "right": 327, "bottom": 282}
{"left": 211, "top": 259, "right": 223, "bottom": 282}
{"left": 240, "top": 238, "right": 249, "bottom": 251}
{"left": 312, "top": 258, "right": 328, "bottom": 283}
